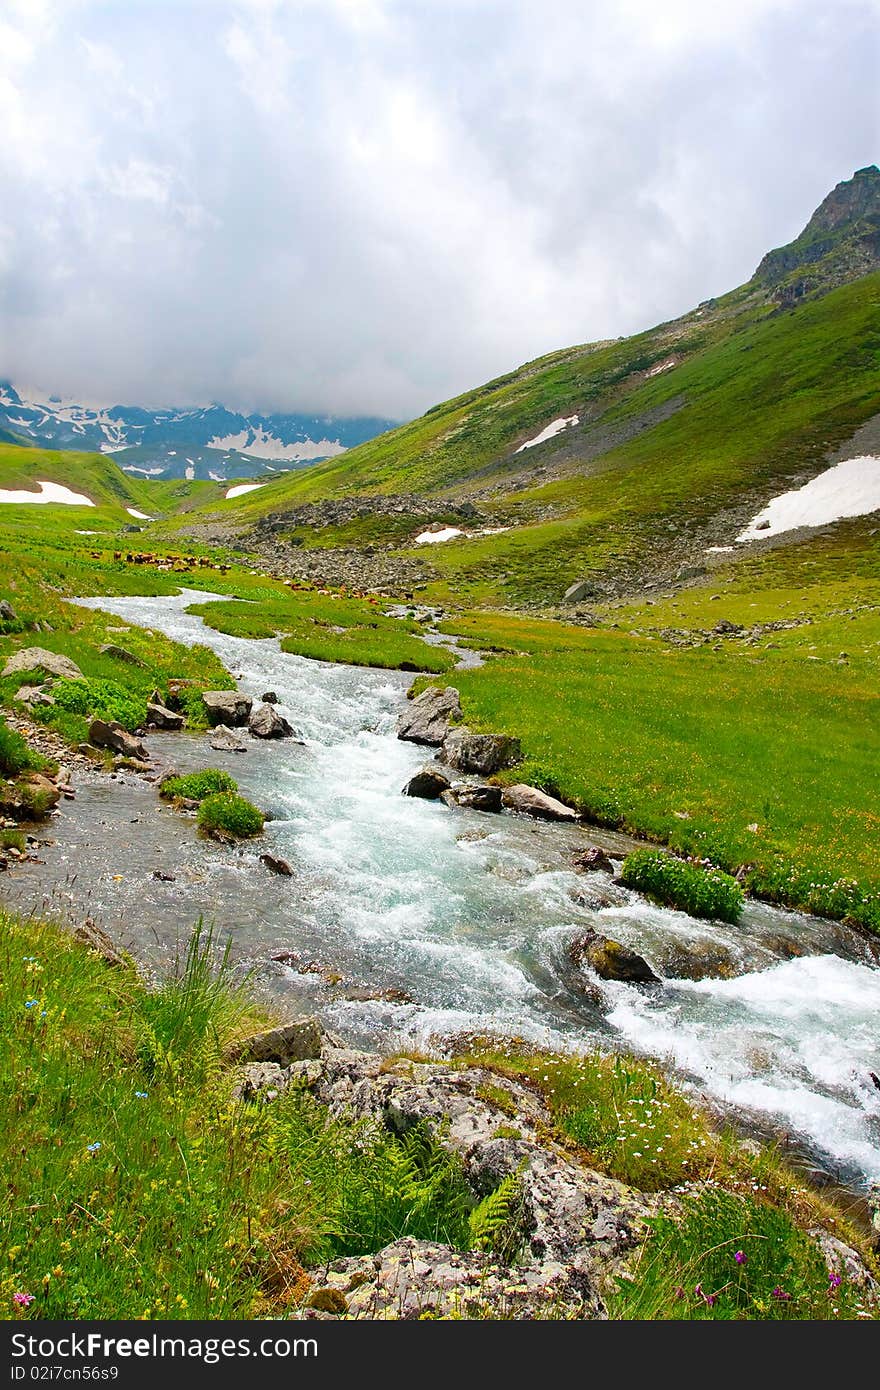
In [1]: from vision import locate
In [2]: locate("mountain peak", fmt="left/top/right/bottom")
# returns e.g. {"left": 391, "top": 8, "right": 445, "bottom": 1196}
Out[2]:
{"left": 755, "top": 165, "right": 880, "bottom": 296}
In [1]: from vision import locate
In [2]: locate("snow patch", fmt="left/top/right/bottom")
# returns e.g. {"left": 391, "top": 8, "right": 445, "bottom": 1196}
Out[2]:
{"left": 208, "top": 428, "right": 346, "bottom": 461}
{"left": 225, "top": 482, "right": 265, "bottom": 499}
{"left": 415, "top": 527, "right": 464, "bottom": 544}
{"left": 737, "top": 456, "right": 880, "bottom": 542}
{"left": 516, "top": 415, "right": 579, "bottom": 452}
{"left": 646, "top": 357, "right": 677, "bottom": 378}
{"left": 122, "top": 465, "right": 164, "bottom": 477}
{"left": 0, "top": 479, "right": 95, "bottom": 506}
{"left": 126, "top": 507, "right": 153, "bottom": 521}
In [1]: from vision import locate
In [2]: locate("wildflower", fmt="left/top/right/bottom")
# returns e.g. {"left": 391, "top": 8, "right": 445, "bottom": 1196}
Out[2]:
{"left": 828, "top": 1273, "right": 842, "bottom": 1290}
{"left": 771, "top": 1287, "right": 792, "bottom": 1301}
{"left": 13, "top": 1292, "right": 34, "bottom": 1308}
{"left": 24, "top": 1000, "right": 39, "bottom": 1009}
{"left": 134, "top": 1091, "right": 148, "bottom": 1100}
{"left": 734, "top": 1251, "right": 747, "bottom": 1265}
{"left": 86, "top": 1142, "right": 101, "bottom": 1153}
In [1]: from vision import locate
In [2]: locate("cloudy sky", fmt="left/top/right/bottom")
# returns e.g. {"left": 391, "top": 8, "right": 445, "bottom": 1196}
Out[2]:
{"left": 0, "top": 0, "right": 876, "bottom": 419}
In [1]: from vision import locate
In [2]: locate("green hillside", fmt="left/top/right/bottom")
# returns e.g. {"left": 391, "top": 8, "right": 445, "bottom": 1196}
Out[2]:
{"left": 0, "top": 442, "right": 225, "bottom": 518}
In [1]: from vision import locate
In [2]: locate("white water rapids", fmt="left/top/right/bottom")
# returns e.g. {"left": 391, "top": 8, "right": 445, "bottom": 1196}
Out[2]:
{"left": 24, "top": 590, "right": 880, "bottom": 1188}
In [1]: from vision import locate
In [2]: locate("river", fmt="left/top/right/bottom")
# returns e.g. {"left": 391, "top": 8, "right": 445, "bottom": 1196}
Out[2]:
{"left": 5, "top": 588, "right": 880, "bottom": 1190}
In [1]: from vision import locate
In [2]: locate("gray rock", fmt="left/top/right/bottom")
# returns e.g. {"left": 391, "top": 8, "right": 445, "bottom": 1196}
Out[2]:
{"left": 87, "top": 719, "right": 148, "bottom": 761}
{"left": 248, "top": 702, "right": 294, "bottom": 738}
{"left": 2, "top": 646, "right": 83, "bottom": 681}
{"left": 447, "top": 784, "right": 503, "bottom": 813}
{"left": 0, "top": 599, "right": 18, "bottom": 623}
{"left": 441, "top": 727, "right": 522, "bottom": 775}
{"left": 573, "top": 846, "right": 615, "bottom": 874}
{"left": 201, "top": 690, "right": 253, "bottom": 727}
{"left": 501, "top": 784, "right": 580, "bottom": 821}
{"left": 225, "top": 1018, "right": 324, "bottom": 1066}
{"left": 15, "top": 684, "right": 54, "bottom": 707}
{"left": 100, "top": 642, "right": 147, "bottom": 667}
{"left": 209, "top": 724, "right": 248, "bottom": 752}
{"left": 570, "top": 930, "right": 659, "bottom": 985}
{"left": 73, "top": 918, "right": 126, "bottom": 968}
{"left": 145, "top": 701, "right": 185, "bottom": 730}
{"left": 402, "top": 766, "right": 451, "bottom": 799}
{"left": 231, "top": 1062, "right": 289, "bottom": 1103}
{"left": 260, "top": 852, "right": 294, "bottom": 876}
{"left": 564, "top": 580, "right": 595, "bottom": 604}
{"left": 396, "top": 686, "right": 462, "bottom": 745}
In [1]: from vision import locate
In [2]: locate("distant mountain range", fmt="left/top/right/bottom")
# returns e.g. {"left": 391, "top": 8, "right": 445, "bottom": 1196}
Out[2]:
{"left": 0, "top": 384, "right": 397, "bottom": 481}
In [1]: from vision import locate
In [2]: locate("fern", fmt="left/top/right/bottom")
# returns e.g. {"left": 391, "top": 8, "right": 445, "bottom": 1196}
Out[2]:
{"left": 468, "top": 1175, "right": 522, "bottom": 1260}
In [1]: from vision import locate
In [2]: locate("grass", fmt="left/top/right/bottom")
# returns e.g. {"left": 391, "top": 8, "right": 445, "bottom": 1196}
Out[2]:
{"left": 0, "top": 914, "right": 523, "bottom": 1320}
{"left": 620, "top": 849, "right": 744, "bottom": 924}
{"left": 159, "top": 769, "right": 237, "bottom": 802}
{"left": 197, "top": 792, "right": 264, "bottom": 840}
{"left": 0, "top": 716, "right": 47, "bottom": 777}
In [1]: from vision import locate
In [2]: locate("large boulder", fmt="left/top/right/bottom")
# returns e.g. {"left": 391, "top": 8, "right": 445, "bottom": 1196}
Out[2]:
{"left": 501, "top": 784, "right": 580, "bottom": 821}
{"left": 248, "top": 703, "right": 294, "bottom": 739}
{"left": 444, "top": 784, "right": 503, "bottom": 813}
{"left": 570, "top": 930, "right": 659, "bottom": 985}
{"left": 224, "top": 1018, "right": 324, "bottom": 1066}
{"left": 402, "top": 766, "right": 451, "bottom": 799}
{"left": 563, "top": 580, "right": 595, "bottom": 604}
{"left": 87, "top": 719, "right": 148, "bottom": 761}
{"left": 441, "top": 727, "right": 522, "bottom": 775}
{"left": 2, "top": 646, "right": 83, "bottom": 681}
{"left": 0, "top": 599, "right": 18, "bottom": 623}
{"left": 209, "top": 724, "right": 248, "bottom": 753}
{"left": 145, "top": 701, "right": 185, "bottom": 731}
{"left": 396, "top": 686, "right": 461, "bottom": 745}
{"left": 201, "top": 690, "right": 253, "bottom": 727}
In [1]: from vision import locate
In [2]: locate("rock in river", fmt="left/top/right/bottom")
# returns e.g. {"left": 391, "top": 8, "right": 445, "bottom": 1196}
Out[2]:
{"left": 441, "top": 727, "right": 522, "bottom": 775}
{"left": 444, "top": 784, "right": 503, "bottom": 813}
{"left": 396, "top": 686, "right": 461, "bottom": 745}
{"left": 248, "top": 702, "right": 294, "bottom": 739}
{"left": 145, "top": 701, "right": 185, "bottom": 730}
{"left": 402, "top": 765, "right": 451, "bottom": 799}
{"left": 201, "top": 690, "right": 253, "bottom": 727}
{"left": 210, "top": 724, "right": 248, "bottom": 752}
{"left": 570, "top": 930, "right": 659, "bottom": 985}
{"left": 87, "top": 718, "right": 148, "bottom": 761}
{"left": 501, "top": 784, "right": 580, "bottom": 821}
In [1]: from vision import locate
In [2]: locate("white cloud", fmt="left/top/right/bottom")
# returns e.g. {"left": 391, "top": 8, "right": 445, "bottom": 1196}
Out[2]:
{"left": 0, "top": 0, "right": 875, "bottom": 417}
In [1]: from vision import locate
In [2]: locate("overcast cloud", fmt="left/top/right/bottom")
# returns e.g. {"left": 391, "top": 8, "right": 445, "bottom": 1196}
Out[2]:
{"left": 0, "top": 0, "right": 877, "bottom": 418}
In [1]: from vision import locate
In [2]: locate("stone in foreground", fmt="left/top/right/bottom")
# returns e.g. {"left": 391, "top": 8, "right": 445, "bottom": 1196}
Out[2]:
{"left": 224, "top": 1018, "right": 324, "bottom": 1066}
{"left": 201, "top": 690, "right": 253, "bottom": 727}
{"left": 501, "top": 784, "right": 580, "bottom": 821}
{"left": 396, "top": 686, "right": 462, "bottom": 745}
{"left": 570, "top": 930, "right": 659, "bottom": 984}
{"left": 441, "top": 727, "right": 522, "bottom": 775}
{"left": 248, "top": 702, "right": 294, "bottom": 738}
{"left": 2, "top": 646, "right": 84, "bottom": 681}
{"left": 445, "top": 784, "right": 503, "bottom": 813}
{"left": 87, "top": 718, "right": 148, "bottom": 761}
{"left": 209, "top": 724, "right": 248, "bottom": 752}
{"left": 145, "top": 701, "right": 185, "bottom": 730}
{"left": 402, "top": 766, "right": 451, "bottom": 799}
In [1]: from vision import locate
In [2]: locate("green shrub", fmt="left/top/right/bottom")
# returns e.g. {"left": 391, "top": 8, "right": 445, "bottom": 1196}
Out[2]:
{"left": 160, "top": 769, "right": 237, "bottom": 802}
{"left": 610, "top": 1188, "right": 861, "bottom": 1320}
{"left": 621, "top": 848, "right": 744, "bottom": 923}
{"left": 197, "top": 792, "right": 264, "bottom": 840}
{"left": 52, "top": 678, "right": 147, "bottom": 732}
{"left": 0, "top": 717, "right": 45, "bottom": 776}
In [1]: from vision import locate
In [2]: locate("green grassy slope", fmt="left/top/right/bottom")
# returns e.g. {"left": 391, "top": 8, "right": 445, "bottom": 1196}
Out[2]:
{"left": 0, "top": 442, "right": 223, "bottom": 517}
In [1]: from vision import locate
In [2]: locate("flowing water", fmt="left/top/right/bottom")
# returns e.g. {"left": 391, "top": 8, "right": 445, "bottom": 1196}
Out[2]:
{"left": 6, "top": 589, "right": 880, "bottom": 1188}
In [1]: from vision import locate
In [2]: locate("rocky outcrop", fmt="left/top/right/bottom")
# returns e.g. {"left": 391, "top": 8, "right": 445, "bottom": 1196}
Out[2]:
{"left": 209, "top": 724, "right": 248, "bottom": 752}
{"left": 145, "top": 701, "right": 185, "bottom": 730}
{"left": 2, "top": 646, "right": 83, "bottom": 681}
{"left": 248, "top": 703, "right": 294, "bottom": 738}
{"left": 201, "top": 690, "right": 253, "bottom": 727}
{"left": 501, "top": 784, "right": 580, "bottom": 821}
{"left": 15, "top": 684, "right": 55, "bottom": 708}
{"left": 0, "top": 599, "right": 19, "bottom": 623}
{"left": 396, "top": 686, "right": 461, "bottom": 745}
{"left": 570, "top": 931, "right": 659, "bottom": 985}
{"left": 87, "top": 719, "right": 148, "bottom": 761}
{"left": 444, "top": 784, "right": 503, "bottom": 813}
{"left": 402, "top": 766, "right": 451, "bottom": 799}
{"left": 225, "top": 1019, "right": 324, "bottom": 1067}
{"left": 441, "top": 728, "right": 522, "bottom": 775}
